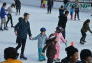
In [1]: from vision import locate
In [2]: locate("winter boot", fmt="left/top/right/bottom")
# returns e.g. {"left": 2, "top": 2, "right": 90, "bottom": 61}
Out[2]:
{"left": 20, "top": 54, "right": 27, "bottom": 60}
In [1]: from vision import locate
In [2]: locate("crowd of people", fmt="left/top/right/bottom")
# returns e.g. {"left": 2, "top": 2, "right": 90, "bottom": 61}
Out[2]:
{"left": 0, "top": 0, "right": 92, "bottom": 63}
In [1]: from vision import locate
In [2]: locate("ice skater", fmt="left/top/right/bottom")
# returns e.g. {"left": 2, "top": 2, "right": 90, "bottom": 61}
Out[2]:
{"left": 31, "top": 27, "right": 47, "bottom": 61}
{"left": 14, "top": 0, "right": 21, "bottom": 15}
{"left": 59, "top": 5, "right": 65, "bottom": 16}
{"left": 50, "top": 27, "right": 67, "bottom": 62}
{"left": 42, "top": 35, "right": 57, "bottom": 63}
{"left": 0, "top": 2, "right": 8, "bottom": 31}
{"left": 47, "top": 0, "right": 54, "bottom": 14}
{"left": 6, "top": 4, "right": 15, "bottom": 28}
{"left": 80, "top": 19, "right": 92, "bottom": 44}
{"left": 58, "top": 11, "right": 69, "bottom": 39}
{"left": 14, "top": 13, "right": 32, "bottom": 60}
{"left": 63, "top": 0, "right": 69, "bottom": 9}
{"left": 70, "top": 5, "right": 74, "bottom": 20}
{"left": 74, "top": 5, "right": 80, "bottom": 20}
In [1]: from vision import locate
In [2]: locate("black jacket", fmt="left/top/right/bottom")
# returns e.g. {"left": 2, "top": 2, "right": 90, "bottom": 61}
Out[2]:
{"left": 14, "top": 18, "right": 32, "bottom": 39}
{"left": 47, "top": 0, "right": 53, "bottom": 7}
{"left": 63, "top": 0, "right": 69, "bottom": 4}
{"left": 59, "top": 8, "right": 65, "bottom": 16}
{"left": 58, "top": 14, "right": 67, "bottom": 29}
{"left": 81, "top": 23, "right": 92, "bottom": 33}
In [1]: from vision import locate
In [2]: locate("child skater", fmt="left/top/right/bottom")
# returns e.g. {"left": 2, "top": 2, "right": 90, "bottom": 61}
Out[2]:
{"left": 31, "top": 27, "right": 47, "bottom": 61}
{"left": 70, "top": 5, "right": 74, "bottom": 20}
{"left": 80, "top": 19, "right": 92, "bottom": 44}
{"left": 42, "top": 35, "right": 57, "bottom": 63}
{"left": 50, "top": 27, "right": 67, "bottom": 62}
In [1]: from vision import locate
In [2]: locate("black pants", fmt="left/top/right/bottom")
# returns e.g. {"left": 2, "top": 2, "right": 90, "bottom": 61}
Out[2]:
{"left": 80, "top": 30, "right": 86, "bottom": 42}
{"left": 47, "top": 58, "right": 53, "bottom": 63}
{"left": 16, "top": 37, "right": 26, "bottom": 55}
{"left": 47, "top": 5, "right": 52, "bottom": 13}
{"left": 62, "top": 29, "right": 65, "bottom": 39}
{"left": 16, "top": 7, "right": 21, "bottom": 15}
{"left": 6, "top": 14, "right": 13, "bottom": 27}
{"left": 74, "top": 12, "right": 80, "bottom": 20}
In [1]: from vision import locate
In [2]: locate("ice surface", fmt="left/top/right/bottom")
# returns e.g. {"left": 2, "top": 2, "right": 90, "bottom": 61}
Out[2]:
{"left": 0, "top": 3, "right": 92, "bottom": 63}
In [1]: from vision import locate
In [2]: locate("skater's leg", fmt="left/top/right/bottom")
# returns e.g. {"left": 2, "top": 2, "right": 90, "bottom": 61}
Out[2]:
{"left": 38, "top": 48, "right": 45, "bottom": 61}
{"left": 80, "top": 31, "right": 86, "bottom": 44}
{"left": 19, "top": 8, "right": 21, "bottom": 15}
{"left": 74, "top": 12, "right": 77, "bottom": 20}
{"left": 77, "top": 12, "right": 80, "bottom": 20}
{"left": 47, "top": 58, "right": 53, "bottom": 63}
{"left": 3, "top": 18, "right": 7, "bottom": 30}
{"left": 62, "top": 29, "right": 65, "bottom": 39}
{"left": 10, "top": 14, "right": 13, "bottom": 27}
{"left": 16, "top": 8, "right": 18, "bottom": 15}
{"left": 16, "top": 37, "right": 22, "bottom": 50}
{"left": 47, "top": 6, "right": 50, "bottom": 13}
{"left": 6, "top": 14, "right": 10, "bottom": 27}
{"left": 0, "top": 19, "right": 3, "bottom": 30}
{"left": 20, "top": 38, "right": 27, "bottom": 60}
{"left": 21, "top": 39, "right": 26, "bottom": 55}
{"left": 50, "top": 6, "right": 52, "bottom": 13}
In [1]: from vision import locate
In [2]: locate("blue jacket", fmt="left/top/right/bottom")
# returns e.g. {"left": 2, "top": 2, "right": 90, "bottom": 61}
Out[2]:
{"left": 0, "top": 7, "right": 7, "bottom": 18}
{"left": 70, "top": 8, "right": 74, "bottom": 15}
{"left": 32, "top": 34, "right": 47, "bottom": 48}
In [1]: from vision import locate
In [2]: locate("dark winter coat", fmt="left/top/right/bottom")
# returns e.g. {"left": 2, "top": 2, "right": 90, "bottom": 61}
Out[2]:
{"left": 81, "top": 23, "right": 92, "bottom": 33}
{"left": 0, "top": 7, "right": 7, "bottom": 18}
{"left": 14, "top": 18, "right": 32, "bottom": 39}
{"left": 58, "top": 14, "right": 67, "bottom": 29}
{"left": 75, "top": 7, "right": 79, "bottom": 13}
{"left": 14, "top": 0, "right": 21, "bottom": 9}
{"left": 47, "top": 0, "right": 53, "bottom": 7}
{"left": 42, "top": 41, "right": 57, "bottom": 59}
{"left": 61, "top": 57, "right": 80, "bottom": 63}
{"left": 63, "top": 0, "right": 69, "bottom": 4}
{"left": 59, "top": 8, "right": 65, "bottom": 16}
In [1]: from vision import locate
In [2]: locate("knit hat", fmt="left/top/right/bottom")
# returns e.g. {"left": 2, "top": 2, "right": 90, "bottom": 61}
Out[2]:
{"left": 40, "top": 27, "right": 46, "bottom": 32}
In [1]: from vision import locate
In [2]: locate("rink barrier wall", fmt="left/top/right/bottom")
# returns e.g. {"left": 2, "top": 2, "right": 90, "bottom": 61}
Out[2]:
{"left": 0, "top": 0, "right": 91, "bottom": 12}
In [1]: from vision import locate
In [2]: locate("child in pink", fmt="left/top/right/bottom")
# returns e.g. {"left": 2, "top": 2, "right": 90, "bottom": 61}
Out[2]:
{"left": 50, "top": 27, "right": 67, "bottom": 61}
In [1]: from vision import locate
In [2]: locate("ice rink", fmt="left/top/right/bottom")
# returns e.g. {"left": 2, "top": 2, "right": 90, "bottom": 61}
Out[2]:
{"left": 0, "top": 3, "right": 92, "bottom": 63}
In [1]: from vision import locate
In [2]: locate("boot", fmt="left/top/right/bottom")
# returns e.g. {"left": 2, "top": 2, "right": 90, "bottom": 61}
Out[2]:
{"left": 80, "top": 40, "right": 84, "bottom": 45}
{"left": 4, "top": 27, "right": 8, "bottom": 30}
{"left": 0, "top": 27, "right": 3, "bottom": 31}
{"left": 20, "top": 54, "right": 27, "bottom": 60}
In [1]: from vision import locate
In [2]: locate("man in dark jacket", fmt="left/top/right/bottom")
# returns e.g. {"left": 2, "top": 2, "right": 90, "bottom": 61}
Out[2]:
{"left": 47, "top": 0, "right": 54, "bottom": 13}
{"left": 14, "top": 13, "right": 32, "bottom": 60}
{"left": 14, "top": 0, "right": 21, "bottom": 15}
{"left": 58, "top": 11, "right": 69, "bottom": 39}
